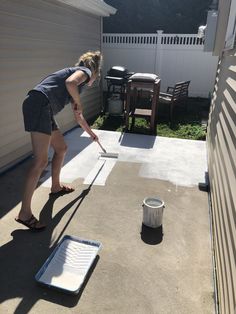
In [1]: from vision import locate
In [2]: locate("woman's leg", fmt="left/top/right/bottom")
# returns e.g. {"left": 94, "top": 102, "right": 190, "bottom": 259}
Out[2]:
{"left": 50, "top": 130, "right": 74, "bottom": 193}
{"left": 17, "top": 132, "right": 51, "bottom": 222}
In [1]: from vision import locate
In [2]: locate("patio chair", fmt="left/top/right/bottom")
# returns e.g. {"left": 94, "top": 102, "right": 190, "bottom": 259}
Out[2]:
{"left": 159, "top": 80, "right": 190, "bottom": 122}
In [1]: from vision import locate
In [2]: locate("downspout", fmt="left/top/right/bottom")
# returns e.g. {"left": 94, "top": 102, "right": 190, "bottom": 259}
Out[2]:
{"left": 206, "top": 3, "right": 220, "bottom": 314}
{"left": 202, "top": 0, "right": 219, "bottom": 52}
{"left": 209, "top": 0, "right": 219, "bottom": 10}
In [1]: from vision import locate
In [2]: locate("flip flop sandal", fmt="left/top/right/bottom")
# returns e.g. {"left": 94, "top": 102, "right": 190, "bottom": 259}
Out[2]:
{"left": 49, "top": 185, "right": 75, "bottom": 197}
{"left": 15, "top": 215, "right": 46, "bottom": 231}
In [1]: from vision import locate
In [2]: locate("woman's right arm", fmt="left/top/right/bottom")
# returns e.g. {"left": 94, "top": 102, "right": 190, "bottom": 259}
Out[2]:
{"left": 72, "top": 106, "right": 98, "bottom": 141}
{"left": 66, "top": 71, "right": 98, "bottom": 141}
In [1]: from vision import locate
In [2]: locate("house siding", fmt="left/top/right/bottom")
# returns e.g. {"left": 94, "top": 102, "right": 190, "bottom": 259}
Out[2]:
{"left": 0, "top": 0, "right": 102, "bottom": 171}
{"left": 207, "top": 48, "right": 236, "bottom": 314}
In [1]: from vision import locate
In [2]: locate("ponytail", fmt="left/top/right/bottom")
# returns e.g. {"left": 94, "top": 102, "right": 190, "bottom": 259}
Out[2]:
{"left": 75, "top": 51, "right": 102, "bottom": 77}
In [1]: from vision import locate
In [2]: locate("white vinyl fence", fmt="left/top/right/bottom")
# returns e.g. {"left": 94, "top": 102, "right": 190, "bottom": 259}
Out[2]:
{"left": 102, "top": 31, "right": 219, "bottom": 97}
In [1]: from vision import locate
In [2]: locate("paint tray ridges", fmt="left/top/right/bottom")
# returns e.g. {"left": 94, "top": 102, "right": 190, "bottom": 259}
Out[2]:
{"left": 35, "top": 235, "right": 102, "bottom": 294}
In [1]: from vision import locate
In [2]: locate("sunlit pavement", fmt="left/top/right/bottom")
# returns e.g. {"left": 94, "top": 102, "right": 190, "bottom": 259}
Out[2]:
{"left": 0, "top": 128, "right": 214, "bottom": 314}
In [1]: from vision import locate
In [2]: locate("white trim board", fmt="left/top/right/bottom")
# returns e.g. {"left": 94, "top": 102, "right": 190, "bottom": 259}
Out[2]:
{"left": 57, "top": 0, "right": 117, "bottom": 16}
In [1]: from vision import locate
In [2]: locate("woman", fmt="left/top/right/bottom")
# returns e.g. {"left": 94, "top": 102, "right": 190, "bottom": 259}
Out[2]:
{"left": 15, "top": 51, "right": 102, "bottom": 230}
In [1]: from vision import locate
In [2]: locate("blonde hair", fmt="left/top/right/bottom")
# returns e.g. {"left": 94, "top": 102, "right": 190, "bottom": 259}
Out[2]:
{"left": 75, "top": 51, "right": 102, "bottom": 78}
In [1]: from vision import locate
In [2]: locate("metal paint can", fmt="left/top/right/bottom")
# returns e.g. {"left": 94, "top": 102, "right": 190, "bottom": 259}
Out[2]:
{"left": 142, "top": 197, "right": 165, "bottom": 228}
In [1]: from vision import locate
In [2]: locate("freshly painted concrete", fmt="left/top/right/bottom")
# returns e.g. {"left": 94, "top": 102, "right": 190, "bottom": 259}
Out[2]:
{"left": 0, "top": 129, "right": 214, "bottom": 314}
{"left": 41, "top": 128, "right": 207, "bottom": 188}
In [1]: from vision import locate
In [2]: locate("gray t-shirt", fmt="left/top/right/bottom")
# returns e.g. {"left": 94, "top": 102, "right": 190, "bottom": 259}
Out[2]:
{"left": 33, "top": 66, "right": 92, "bottom": 115}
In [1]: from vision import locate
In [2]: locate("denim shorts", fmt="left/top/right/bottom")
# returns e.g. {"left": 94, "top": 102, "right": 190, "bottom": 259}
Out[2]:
{"left": 22, "top": 90, "right": 59, "bottom": 135}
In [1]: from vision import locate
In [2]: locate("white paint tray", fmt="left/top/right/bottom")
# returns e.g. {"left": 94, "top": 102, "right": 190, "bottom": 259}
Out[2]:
{"left": 35, "top": 235, "right": 102, "bottom": 294}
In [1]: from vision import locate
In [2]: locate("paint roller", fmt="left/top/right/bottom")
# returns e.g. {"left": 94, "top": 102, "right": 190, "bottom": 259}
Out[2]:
{"left": 97, "top": 140, "right": 118, "bottom": 159}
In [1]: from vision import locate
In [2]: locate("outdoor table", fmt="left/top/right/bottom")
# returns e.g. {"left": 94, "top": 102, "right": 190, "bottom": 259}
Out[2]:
{"left": 125, "top": 74, "right": 161, "bottom": 134}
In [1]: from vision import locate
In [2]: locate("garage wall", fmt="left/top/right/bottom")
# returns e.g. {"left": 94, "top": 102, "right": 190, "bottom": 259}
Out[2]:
{"left": 0, "top": 0, "right": 102, "bottom": 171}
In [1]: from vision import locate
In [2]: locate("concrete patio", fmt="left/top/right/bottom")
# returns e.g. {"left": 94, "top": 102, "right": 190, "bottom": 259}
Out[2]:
{"left": 0, "top": 128, "right": 215, "bottom": 314}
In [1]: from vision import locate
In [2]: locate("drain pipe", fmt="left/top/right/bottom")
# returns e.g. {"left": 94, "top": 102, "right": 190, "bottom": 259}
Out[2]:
{"left": 205, "top": 2, "right": 220, "bottom": 312}
{"left": 207, "top": 182, "right": 220, "bottom": 314}
{"left": 209, "top": 0, "right": 219, "bottom": 10}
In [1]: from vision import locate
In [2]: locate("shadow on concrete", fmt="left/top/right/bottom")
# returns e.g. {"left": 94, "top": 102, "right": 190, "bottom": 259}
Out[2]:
{"left": 0, "top": 158, "right": 31, "bottom": 218}
{"left": 120, "top": 132, "right": 155, "bottom": 149}
{"left": 0, "top": 162, "right": 105, "bottom": 312}
{"left": 0, "top": 128, "right": 92, "bottom": 219}
{"left": 140, "top": 224, "right": 163, "bottom": 245}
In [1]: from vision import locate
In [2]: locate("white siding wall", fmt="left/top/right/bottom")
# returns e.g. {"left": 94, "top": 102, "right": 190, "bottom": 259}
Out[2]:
{"left": 207, "top": 49, "right": 236, "bottom": 314}
{"left": 102, "top": 33, "right": 218, "bottom": 98}
{"left": 0, "top": 0, "right": 102, "bottom": 171}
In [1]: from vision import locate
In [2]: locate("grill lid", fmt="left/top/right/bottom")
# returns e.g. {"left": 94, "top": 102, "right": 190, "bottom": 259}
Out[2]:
{"left": 107, "top": 66, "right": 128, "bottom": 78}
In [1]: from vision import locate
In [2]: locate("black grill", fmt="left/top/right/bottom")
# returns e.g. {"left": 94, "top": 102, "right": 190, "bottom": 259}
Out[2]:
{"left": 105, "top": 66, "right": 133, "bottom": 94}
{"left": 106, "top": 66, "right": 128, "bottom": 82}
{"left": 104, "top": 66, "right": 134, "bottom": 114}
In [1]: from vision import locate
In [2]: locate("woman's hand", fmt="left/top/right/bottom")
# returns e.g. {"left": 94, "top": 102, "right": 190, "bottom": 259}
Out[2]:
{"left": 71, "top": 106, "right": 98, "bottom": 142}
